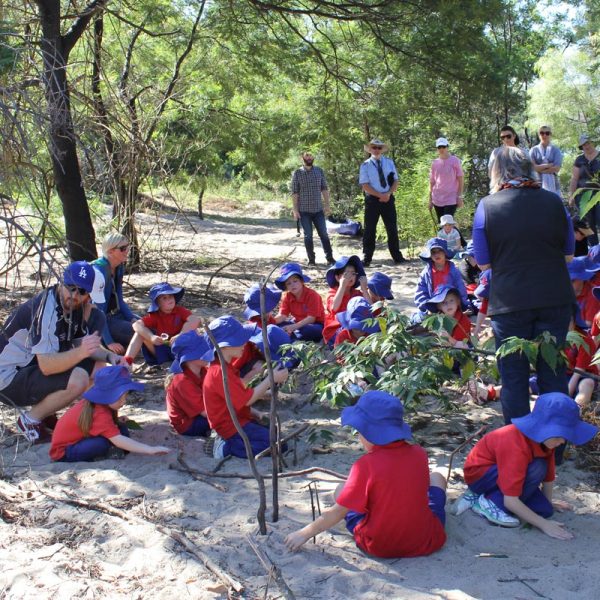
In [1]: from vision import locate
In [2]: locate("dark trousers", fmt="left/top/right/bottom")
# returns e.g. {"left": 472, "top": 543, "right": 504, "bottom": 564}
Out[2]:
{"left": 62, "top": 424, "right": 129, "bottom": 462}
{"left": 468, "top": 459, "right": 553, "bottom": 518}
{"left": 433, "top": 204, "right": 457, "bottom": 220}
{"left": 491, "top": 304, "right": 571, "bottom": 424}
{"left": 362, "top": 195, "right": 402, "bottom": 262}
{"left": 299, "top": 211, "right": 334, "bottom": 262}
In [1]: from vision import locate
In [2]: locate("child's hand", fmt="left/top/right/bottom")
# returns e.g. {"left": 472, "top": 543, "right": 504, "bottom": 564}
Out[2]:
{"left": 541, "top": 520, "right": 573, "bottom": 540}
{"left": 273, "top": 367, "right": 289, "bottom": 384}
{"left": 284, "top": 530, "right": 310, "bottom": 552}
{"left": 151, "top": 446, "right": 171, "bottom": 455}
{"left": 552, "top": 499, "right": 573, "bottom": 513}
{"left": 358, "top": 275, "right": 368, "bottom": 289}
{"left": 282, "top": 324, "right": 296, "bottom": 335}
{"left": 151, "top": 334, "right": 165, "bottom": 345}
{"left": 340, "top": 271, "right": 355, "bottom": 288}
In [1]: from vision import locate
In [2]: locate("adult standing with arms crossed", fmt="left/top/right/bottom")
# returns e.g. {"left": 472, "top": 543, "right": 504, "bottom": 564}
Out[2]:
{"left": 530, "top": 125, "right": 563, "bottom": 197}
{"left": 359, "top": 138, "right": 406, "bottom": 267}
{"left": 428, "top": 137, "right": 464, "bottom": 220}
{"left": 291, "top": 151, "right": 335, "bottom": 266}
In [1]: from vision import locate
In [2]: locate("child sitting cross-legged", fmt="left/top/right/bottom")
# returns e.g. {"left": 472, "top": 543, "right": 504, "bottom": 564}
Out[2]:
{"left": 203, "top": 316, "right": 289, "bottom": 459}
{"left": 164, "top": 330, "right": 215, "bottom": 437}
{"left": 273, "top": 263, "right": 325, "bottom": 342}
{"left": 50, "top": 366, "right": 171, "bottom": 462}
{"left": 323, "top": 255, "right": 370, "bottom": 346}
{"left": 566, "top": 310, "right": 598, "bottom": 409}
{"left": 413, "top": 238, "right": 468, "bottom": 323}
{"left": 243, "top": 284, "right": 282, "bottom": 329}
{"left": 460, "top": 392, "right": 598, "bottom": 538}
{"left": 424, "top": 285, "right": 472, "bottom": 349}
{"left": 125, "top": 283, "right": 200, "bottom": 366}
{"left": 437, "top": 214, "right": 464, "bottom": 253}
{"left": 285, "top": 391, "right": 447, "bottom": 557}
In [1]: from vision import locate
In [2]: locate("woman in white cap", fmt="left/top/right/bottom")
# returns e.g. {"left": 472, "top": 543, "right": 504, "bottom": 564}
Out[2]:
{"left": 569, "top": 134, "right": 600, "bottom": 246}
{"left": 428, "top": 137, "right": 464, "bottom": 220}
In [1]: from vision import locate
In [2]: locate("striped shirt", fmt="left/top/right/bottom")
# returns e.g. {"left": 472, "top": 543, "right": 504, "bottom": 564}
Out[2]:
{"left": 291, "top": 166, "right": 328, "bottom": 212}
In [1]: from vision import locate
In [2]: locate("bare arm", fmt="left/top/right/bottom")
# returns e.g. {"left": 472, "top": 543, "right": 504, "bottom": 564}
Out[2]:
{"left": 361, "top": 183, "right": 383, "bottom": 199}
{"left": 181, "top": 314, "right": 201, "bottom": 333}
{"left": 247, "top": 368, "right": 288, "bottom": 404}
{"left": 109, "top": 434, "right": 171, "bottom": 455}
{"left": 285, "top": 503, "right": 349, "bottom": 551}
{"left": 503, "top": 494, "right": 573, "bottom": 540}
{"left": 37, "top": 333, "right": 102, "bottom": 376}
{"left": 322, "top": 189, "right": 331, "bottom": 216}
{"left": 132, "top": 319, "right": 163, "bottom": 345}
{"left": 292, "top": 193, "right": 300, "bottom": 219}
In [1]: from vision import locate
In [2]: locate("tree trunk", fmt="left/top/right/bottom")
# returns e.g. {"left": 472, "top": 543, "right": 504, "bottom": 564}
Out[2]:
{"left": 36, "top": 0, "right": 97, "bottom": 261}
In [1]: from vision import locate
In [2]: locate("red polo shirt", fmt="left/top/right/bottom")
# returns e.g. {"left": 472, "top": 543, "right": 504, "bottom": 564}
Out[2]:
{"left": 165, "top": 367, "right": 207, "bottom": 434}
{"left": 280, "top": 286, "right": 325, "bottom": 324}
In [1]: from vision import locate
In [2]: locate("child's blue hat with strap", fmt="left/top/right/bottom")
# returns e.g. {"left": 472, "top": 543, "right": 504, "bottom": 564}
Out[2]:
{"left": 243, "top": 284, "right": 282, "bottom": 319}
{"left": 325, "top": 255, "right": 366, "bottom": 289}
{"left": 147, "top": 282, "right": 185, "bottom": 313}
{"left": 83, "top": 366, "right": 144, "bottom": 405}
{"left": 423, "top": 284, "right": 466, "bottom": 313}
{"left": 567, "top": 256, "right": 600, "bottom": 281}
{"left": 341, "top": 391, "right": 412, "bottom": 445}
{"left": 249, "top": 325, "right": 298, "bottom": 369}
{"left": 367, "top": 271, "right": 394, "bottom": 300}
{"left": 337, "top": 297, "right": 380, "bottom": 334}
{"left": 208, "top": 315, "right": 256, "bottom": 347}
{"left": 169, "top": 331, "right": 215, "bottom": 374}
{"left": 274, "top": 263, "right": 311, "bottom": 290}
{"left": 512, "top": 392, "right": 598, "bottom": 445}
{"left": 419, "top": 237, "right": 454, "bottom": 261}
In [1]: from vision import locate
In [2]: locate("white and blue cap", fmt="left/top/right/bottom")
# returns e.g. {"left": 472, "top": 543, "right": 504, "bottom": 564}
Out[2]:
{"left": 341, "top": 391, "right": 412, "bottom": 445}
{"left": 512, "top": 392, "right": 598, "bottom": 446}
{"left": 148, "top": 282, "right": 184, "bottom": 313}
{"left": 83, "top": 366, "right": 144, "bottom": 405}
{"left": 249, "top": 325, "right": 298, "bottom": 369}
{"left": 367, "top": 272, "right": 394, "bottom": 300}
{"left": 208, "top": 315, "right": 255, "bottom": 348}
{"left": 63, "top": 261, "right": 105, "bottom": 304}
{"left": 243, "top": 284, "right": 282, "bottom": 319}
{"left": 170, "top": 331, "right": 215, "bottom": 374}
{"left": 337, "top": 297, "right": 380, "bottom": 334}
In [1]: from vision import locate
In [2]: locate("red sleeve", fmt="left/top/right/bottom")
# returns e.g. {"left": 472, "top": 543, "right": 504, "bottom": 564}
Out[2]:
{"left": 306, "top": 289, "right": 325, "bottom": 323}
{"left": 574, "top": 335, "right": 598, "bottom": 374}
{"left": 177, "top": 306, "right": 192, "bottom": 320}
{"left": 336, "top": 458, "right": 369, "bottom": 514}
{"left": 228, "top": 369, "right": 254, "bottom": 411}
{"left": 494, "top": 438, "right": 533, "bottom": 497}
{"left": 591, "top": 313, "right": 600, "bottom": 337}
{"left": 170, "top": 373, "right": 206, "bottom": 416}
{"left": 582, "top": 286, "right": 600, "bottom": 323}
{"left": 451, "top": 312, "right": 472, "bottom": 342}
{"left": 89, "top": 406, "right": 121, "bottom": 439}
{"left": 280, "top": 292, "right": 291, "bottom": 316}
{"left": 325, "top": 289, "right": 337, "bottom": 314}
{"left": 334, "top": 329, "right": 356, "bottom": 348}
{"left": 480, "top": 298, "right": 489, "bottom": 315}
{"left": 142, "top": 313, "right": 158, "bottom": 329}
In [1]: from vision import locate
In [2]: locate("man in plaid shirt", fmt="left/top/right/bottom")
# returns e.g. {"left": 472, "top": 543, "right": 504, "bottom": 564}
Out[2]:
{"left": 291, "top": 152, "right": 335, "bottom": 266}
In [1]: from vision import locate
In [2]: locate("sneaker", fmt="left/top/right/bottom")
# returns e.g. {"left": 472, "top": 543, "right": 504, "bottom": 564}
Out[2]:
{"left": 467, "top": 378, "right": 492, "bottom": 405}
{"left": 16, "top": 416, "right": 51, "bottom": 444}
{"left": 213, "top": 435, "right": 226, "bottom": 459}
{"left": 452, "top": 490, "right": 479, "bottom": 515}
{"left": 472, "top": 494, "right": 520, "bottom": 527}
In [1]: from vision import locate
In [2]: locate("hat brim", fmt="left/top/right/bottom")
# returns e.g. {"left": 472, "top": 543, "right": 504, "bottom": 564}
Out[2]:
{"left": 368, "top": 284, "right": 394, "bottom": 300}
{"left": 341, "top": 404, "right": 412, "bottom": 445}
{"left": 274, "top": 272, "right": 311, "bottom": 291}
{"left": 578, "top": 227, "right": 594, "bottom": 237}
{"left": 420, "top": 245, "right": 454, "bottom": 261}
{"left": 148, "top": 287, "right": 185, "bottom": 313}
{"left": 512, "top": 414, "right": 598, "bottom": 446}
{"left": 326, "top": 256, "right": 366, "bottom": 289}
{"left": 83, "top": 380, "right": 144, "bottom": 405}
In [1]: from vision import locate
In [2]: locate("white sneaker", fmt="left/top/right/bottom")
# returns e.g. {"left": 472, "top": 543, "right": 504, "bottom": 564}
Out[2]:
{"left": 472, "top": 494, "right": 520, "bottom": 528}
{"left": 213, "top": 435, "right": 226, "bottom": 459}
{"left": 452, "top": 490, "right": 479, "bottom": 515}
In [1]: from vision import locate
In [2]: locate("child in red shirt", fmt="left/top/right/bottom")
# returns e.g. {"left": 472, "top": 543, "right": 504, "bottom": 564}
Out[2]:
{"left": 461, "top": 392, "right": 597, "bottom": 537}
{"left": 285, "top": 391, "right": 447, "bottom": 558}
{"left": 125, "top": 282, "right": 200, "bottom": 366}
{"left": 203, "top": 316, "right": 288, "bottom": 459}
{"left": 425, "top": 285, "right": 472, "bottom": 348}
{"left": 273, "top": 263, "right": 325, "bottom": 342}
{"left": 566, "top": 312, "right": 598, "bottom": 409}
{"left": 165, "top": 330, "right": 215, "bottom": 437}
{"left": 334, "top": 297, "right": 380, "bottom": 348}
{"left": 323, "top": 255, "right": 370, "bottom": 346}
{"left": 568, "top": 258, "right": 600, "bottom": 328}
{"left": 50, "top": 366, "right": 171, "bottom": 462}
{"left": 243, "top": 283, "right": 281, "bottom": 328}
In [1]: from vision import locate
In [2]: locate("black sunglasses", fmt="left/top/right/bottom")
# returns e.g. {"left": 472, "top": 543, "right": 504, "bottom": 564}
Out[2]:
{"left": 437, "top": 145, "right": 448, "bottom": 149}
{"left": 539, "top": 131, "right": 552, "bottom": 136}
{"left": 500, "top": 134, "right": 513, "bottom": 140}
{"left": 114, "top": 245, "right": 129, "bottom": 252}
{"left": 65, "top": 285, "right": 89, "bottom": 296}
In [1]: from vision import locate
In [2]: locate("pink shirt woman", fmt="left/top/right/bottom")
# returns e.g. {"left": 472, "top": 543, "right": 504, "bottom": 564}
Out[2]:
{"left": 429, "top": 137, "right": 464, "bottom": 219}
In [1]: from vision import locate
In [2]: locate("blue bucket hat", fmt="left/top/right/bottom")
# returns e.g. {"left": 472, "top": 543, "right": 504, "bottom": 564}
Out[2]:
{"left": 586, "top": 244, "right": 600, "bottom": 268}
{"left": 170, "top": 331, "right": 215, "bottom": 374}
{"left": 148, "top": 282, "right": 185, "bottom": 313}
{"left": 419, "top": 237, "right": 454, "bottom": 261}
{"left": 274, "top": 263, "right": 311, "bottom": 290}
{"left": 368, "top": 272, "right": 394, "bottom": 300}
{"left": 423, "top": 284, "right": 466, "bottom": 313}
{"left": 83, "top": 366, "right": 144, "bottom": 405}
{"left": 341, "top": 391, "right": 412, "bottom": 445}
{"left": 208, "top": 316, "right": 256, "bottom": 348}
{"left": 512, "top": 392, "right": 598, "bottom": 446}
{"left": 474, "top": 269, "right": 492, "bottom": 299}
{"left": 243, "top": 284, "right": 282, "bottom": 319}
{"left": 325, "top": 255, "right": 366, "bottom": 289}
{"left": 250, "top": 325, "right": 298, "bottom": 369}
{"left": 338, "top": 297, "right": 380, "bottom": 334}
{"left": 567, "top": 256, "right": 600, "bottom": 281}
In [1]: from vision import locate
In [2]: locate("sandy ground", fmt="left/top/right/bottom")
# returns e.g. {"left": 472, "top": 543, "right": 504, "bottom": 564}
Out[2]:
{"left": 1, "top": 197, "right": 599, "bottom": 600}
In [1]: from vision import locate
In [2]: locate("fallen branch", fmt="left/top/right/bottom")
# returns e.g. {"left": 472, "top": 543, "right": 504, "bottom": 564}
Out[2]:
{"left": 246, "top": 533, "right": 296, "bottom": 600}
{"left": 203, "top": 258, "right": 239, "bottom": 298}
{"left": 446, "top": 425, "right": 487, "bottom": 481}
{"left": 177, "top": 462, "right": 347, "bottom": 481}
{"left": 39, "top": 489, "right": 244, "bottom": 594}
{"left": 255, "top": 424, "right": 310, "bottom": 460}
{"left": 173, "top": 453, "right": 228, "bottom": 492}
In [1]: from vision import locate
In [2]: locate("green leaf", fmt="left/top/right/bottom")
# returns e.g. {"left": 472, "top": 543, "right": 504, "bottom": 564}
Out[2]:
{"left": 539, "top": 342, "right": 557, "bottom": 372}
{"left": 124, "top": 419, "right": 143, "bottom": 430}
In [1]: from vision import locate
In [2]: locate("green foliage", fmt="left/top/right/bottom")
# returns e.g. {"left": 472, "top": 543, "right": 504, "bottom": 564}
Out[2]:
{"left": 495, "top": 331, "right": 567, "bottom": 374}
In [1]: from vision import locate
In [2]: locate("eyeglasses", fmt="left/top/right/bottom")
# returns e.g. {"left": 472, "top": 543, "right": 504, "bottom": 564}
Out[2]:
{"left": 500, "top": 134, "right": 513, "bottom": 140}
{"left": 437, "top": 145, "right": 448, "bottom": 149}
{"left": 114, "top": 245, "right": 129, "bottom": 252}
{"left": 539, "top": 131, "right": 552, "bottom": 136}
{"left": 65, "top": 285, "right": 89, "bottom": 296}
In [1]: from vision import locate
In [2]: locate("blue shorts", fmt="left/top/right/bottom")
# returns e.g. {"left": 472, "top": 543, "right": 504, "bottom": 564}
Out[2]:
{"left": 344, "top": 485, "right": 447, "bottom": 533}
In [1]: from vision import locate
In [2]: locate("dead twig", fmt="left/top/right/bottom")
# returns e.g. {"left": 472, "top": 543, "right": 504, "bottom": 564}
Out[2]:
{"left": 255, "top": 424, "right": 310, "bottom": 459}
{"left": 172, "top": 453, "right": 228, "bottom": 492}
{"left": 175, "top": 463, "right": 347, "bottom": 481}
{"left": 203, "top": 258, "right": 239, "bottom": 299}
{"left": 246, "top": 534, "right": 296, "bottom": 600}
{"left": 446, "top": 425, "right": 487, "bottom": 481}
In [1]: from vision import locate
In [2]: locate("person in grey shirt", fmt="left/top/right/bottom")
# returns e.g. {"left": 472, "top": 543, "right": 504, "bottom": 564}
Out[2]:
{"left": 291, "top": 151, "right": 335, "bottom": 266}
{"left": 530, "top": 125, "right": 563, "bottom": 197}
